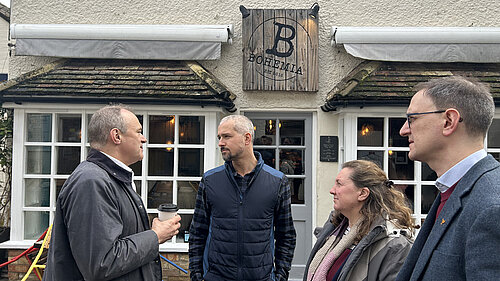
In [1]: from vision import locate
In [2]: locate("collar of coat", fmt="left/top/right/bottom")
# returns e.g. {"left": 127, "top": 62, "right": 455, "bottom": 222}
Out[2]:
{"left": 224, "top": 151, "right": 265, "bottom": 175}
{"left": 328, "top": 212, "right": 414, "bottom": 244}
{"left": 87, "top": 148, "right": 133, "bottom": 184}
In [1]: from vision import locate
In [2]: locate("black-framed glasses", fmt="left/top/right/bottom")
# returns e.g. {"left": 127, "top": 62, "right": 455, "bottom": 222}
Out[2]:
{"left": 406, "top": 110, "right": 445, "bottom": 129}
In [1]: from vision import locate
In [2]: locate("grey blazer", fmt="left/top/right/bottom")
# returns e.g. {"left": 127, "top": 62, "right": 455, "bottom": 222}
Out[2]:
{"left": 396, "top": 155, "right": 500, "bottom": 281}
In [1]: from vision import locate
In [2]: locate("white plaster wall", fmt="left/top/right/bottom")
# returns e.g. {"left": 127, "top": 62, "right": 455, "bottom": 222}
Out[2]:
{"left": 0, "top": 17, "right": 9, "bottom": 74}
{"left": 8, "top": 0, "right": 500, "bottom": 226}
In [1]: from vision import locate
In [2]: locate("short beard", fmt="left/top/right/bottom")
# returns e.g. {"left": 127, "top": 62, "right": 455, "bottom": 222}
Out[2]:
{"left": 221, "top": 151, "right": 232, "bottom": 162}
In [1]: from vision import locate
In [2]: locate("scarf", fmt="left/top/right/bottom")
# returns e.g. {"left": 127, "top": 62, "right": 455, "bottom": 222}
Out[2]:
{"left": 307, "top": 219, "right": 360, "bottom": 281}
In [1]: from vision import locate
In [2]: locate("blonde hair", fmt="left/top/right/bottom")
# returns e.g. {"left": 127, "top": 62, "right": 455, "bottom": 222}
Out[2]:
{"left": 332, "top": 160, "right": 416, "bottom": 242}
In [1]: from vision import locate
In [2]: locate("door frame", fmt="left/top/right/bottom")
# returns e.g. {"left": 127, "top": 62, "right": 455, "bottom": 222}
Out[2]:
{"left": 244, "top": 111, "right": 316, "bottom": 280}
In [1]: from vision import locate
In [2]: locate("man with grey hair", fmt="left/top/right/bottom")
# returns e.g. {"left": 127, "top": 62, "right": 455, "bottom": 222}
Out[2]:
{"left": 189, "top": 115, "right": 296, "bottom": 281}
{"left": 396, "top": 76, "right": 500, "bottom": 281}
{"left": 43, "top": 104, "right": 181, "bottom": 280}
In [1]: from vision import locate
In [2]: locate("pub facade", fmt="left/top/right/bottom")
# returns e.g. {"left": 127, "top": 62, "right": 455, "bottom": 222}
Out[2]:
{"left": 0, "top": 0, "right": 499, "bottom": 280}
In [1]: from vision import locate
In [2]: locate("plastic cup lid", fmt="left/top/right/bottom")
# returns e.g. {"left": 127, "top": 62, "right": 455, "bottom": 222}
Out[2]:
{"left": 158, "top": 203, "right": 178, "bottom": 212}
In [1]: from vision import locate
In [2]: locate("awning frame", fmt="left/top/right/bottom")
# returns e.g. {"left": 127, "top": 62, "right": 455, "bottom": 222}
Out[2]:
{"left": 331, "top": 26, "right": 500, "bottom": 63}
{"left": 10, "top": 24, "right": 234, "bottom": 60}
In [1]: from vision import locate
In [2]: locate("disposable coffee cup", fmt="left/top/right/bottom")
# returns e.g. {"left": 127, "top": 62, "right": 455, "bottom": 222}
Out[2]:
{"left": 157, "top": 203, "right": 178, "bottom": 221}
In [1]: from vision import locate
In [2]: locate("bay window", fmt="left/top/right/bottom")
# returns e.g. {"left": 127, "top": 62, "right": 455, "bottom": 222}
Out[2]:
{"left": 341, "top": 110, "right": 500, "bottom": 227}
{"left": 10, "top": 106, "right": 218, "bottom": 251}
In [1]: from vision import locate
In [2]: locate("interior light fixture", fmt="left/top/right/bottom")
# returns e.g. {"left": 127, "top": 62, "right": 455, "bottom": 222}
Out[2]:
{"left": 361, "top": 124, "right": 374, "bottom": 136}
{"left": 240, "top": 5, "right": 250, "bottom": 19}
{"left": 309, "top": 2, "right": 320, "bottom": 19}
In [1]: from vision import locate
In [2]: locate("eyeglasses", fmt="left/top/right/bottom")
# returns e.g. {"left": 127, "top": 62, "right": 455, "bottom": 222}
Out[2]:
{"left": 405, "top": 110, "right": 445, "bottom": 129}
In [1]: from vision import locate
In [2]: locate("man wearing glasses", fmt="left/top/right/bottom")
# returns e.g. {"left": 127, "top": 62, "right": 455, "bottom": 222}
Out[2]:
{"left": 396, "top": 76, "right": 500, "bottom": 281}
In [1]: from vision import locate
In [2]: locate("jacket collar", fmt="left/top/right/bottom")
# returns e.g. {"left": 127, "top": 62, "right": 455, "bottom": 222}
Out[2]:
{"left": 224, "top": 151, "right": 265, "bottom": 192}
{"left": 225, "top": 151, "right": 264, "bottom": 176}
{"left": 410, "top": 154, "right": 499, "bottom": 280}
{"left": 87, "top": 149, "right": 133, "bottom": 184}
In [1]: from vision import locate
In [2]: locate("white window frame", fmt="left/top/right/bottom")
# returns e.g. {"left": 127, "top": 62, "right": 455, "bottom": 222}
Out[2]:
{"left": 338, "top": 107, "right": 432, "bottom": 227}
{"left": 485, "top": 118, "right": 500, "bottom": 157}
{"left": 339, "top": 107, "right": 500, "bottom": 229}
{"left": 2, "top": 103, "right": 220, "bottom": 252}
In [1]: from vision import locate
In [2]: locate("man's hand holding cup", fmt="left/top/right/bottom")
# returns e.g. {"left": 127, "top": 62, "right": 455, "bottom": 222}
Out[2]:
{"left": 152, "top": 203, "right": 181, "bottom": 244}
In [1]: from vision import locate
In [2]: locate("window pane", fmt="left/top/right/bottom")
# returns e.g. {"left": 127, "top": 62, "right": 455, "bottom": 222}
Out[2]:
{"left": 280, "top": 120, "right": 304, "bottom": 145}
{"left": 148, "top": 148, "right": 174, "bottom": 176}
{"left": 357, "top": 150, "right": 383, "bottom": 168}
{"left": 24, "top": 211, "right": 49, "bottom": 240}
{"left": 57, "top": 114, "right": 81, "bottom": 142}
{"left": 25, "top": 179, "right": 50, "bottom": 207}
{"left": 487, "top": 119, "right": 500, "bottom": 148}
{"left": 389, "top": 118, "right": 408, "bottom": 147}
{"left": 491, "top": 152, "right": 500, "bottom": 162}
{"left": 56, "top": 179, "right": 66, "bottom": 200}
{"left": 86, "top": 114, "right": 92, "bottom": 143}
{"left": 421, "top": 162, "right": 438, "bottom": 181}
{"left": 178, "top": 181, "right": 198, "bottom": 209}
{"left": 56, "top": 147, "right": 81, "bottom": 175}
{"left": 177, "top": 214, "right": 193, "bottom": 243}
{"left": 148, "top": 180, "right": 173, "bottom": 209}
{"left": 357, "top": 118, "right": 383, "bottom": 147}
{"left": 421, "top": 185, "right": 439, "bottom": 214}
{"left": 388, "top": 151, "right": 414, "bottom": 180}
{"left": 130, "top": 160, "right": 142, "bottom": 176}
{"left": 395, "top": 184, "right": 414, "bottom": 212}
{"left": 179, "top": 116, "right": 205, "bottom": 144}
{"left": 149, "top": 115, "right": 174, "bottom": 144}
{"left": 255, "top": 149, "right": 274, "bottom": 168}
{"left": 27, "top": 113, "right": 52, "bottom": 142}
{"left": 178, "top": 149, "right": 204, "bottom": 176}
{"left": 134, "top": 180, "right": 142, "bottom": 195}
{"left": 26, "top": 146, "right": 51, "bottom": 174}
{"left": 280, "top": 149, "right": 304, "bottom": 175}
{"left": 279, "top": 154, "right": 295, "bottom": 175}
{"left": 253, "top": 119, "right": 276, "bottom": 145}
{"left": 290, "top": 178, "right": 305, "bottom": 205}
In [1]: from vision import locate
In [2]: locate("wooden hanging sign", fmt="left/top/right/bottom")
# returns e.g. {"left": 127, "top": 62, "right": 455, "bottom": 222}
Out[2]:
{"left": 242, "top": 8, "right": 319, "bottom": 91}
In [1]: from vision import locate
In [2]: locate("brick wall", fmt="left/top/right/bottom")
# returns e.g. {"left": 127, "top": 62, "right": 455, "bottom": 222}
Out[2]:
{"left": 161, "top": 252, "right": 190, "bottom": 281}
{"left": 7, "top": 250, "right": 40, "bottom": 281}
{"left": 6, "top": 250, "right": 190, "bottom": 281}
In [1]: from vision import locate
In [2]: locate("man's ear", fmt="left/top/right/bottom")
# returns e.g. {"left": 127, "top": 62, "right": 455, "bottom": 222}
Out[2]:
{"left": 244, "top": 132, "right": 252, "bottom": 145}
{"left": 443, "top": 108, "right": 461, "bottom": 136}
{"left": 358, "top": 187, "right": 370, "bottom": 202}
{"left": 110, "top": 128, "right": 121, "bottom": 144}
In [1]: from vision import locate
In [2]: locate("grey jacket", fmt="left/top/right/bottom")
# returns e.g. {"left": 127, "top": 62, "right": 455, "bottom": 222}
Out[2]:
{"left": 305, "top": 213, "right": 412, "bottom": 281}
{"left": 396, "top": 155, "right": 500, "bottom": 281}
{"left": 43, "top": 149, "right": 161, "bottom": 281}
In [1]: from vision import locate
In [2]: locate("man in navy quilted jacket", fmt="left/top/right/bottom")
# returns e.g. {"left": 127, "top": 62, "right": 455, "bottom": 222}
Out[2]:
{"left": 189, "top": 115, "right": 296, "bottom": 281}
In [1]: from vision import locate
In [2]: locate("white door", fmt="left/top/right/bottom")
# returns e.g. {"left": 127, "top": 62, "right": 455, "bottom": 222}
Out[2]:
{"left": 247, "top": 113, "right": 313, "bottom": 280}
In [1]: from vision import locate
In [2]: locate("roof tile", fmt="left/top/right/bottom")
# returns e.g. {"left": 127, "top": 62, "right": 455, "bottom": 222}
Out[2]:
{"left": 323, "top": 61, "right": 500, "bottom": 111}
{"left": 0, "top": 59, "right": 236, "bottom": 112}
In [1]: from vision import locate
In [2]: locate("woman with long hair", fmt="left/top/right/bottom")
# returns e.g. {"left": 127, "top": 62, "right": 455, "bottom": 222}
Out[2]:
{"left": 304, "top": 160, "right": 415, "bottom": 281}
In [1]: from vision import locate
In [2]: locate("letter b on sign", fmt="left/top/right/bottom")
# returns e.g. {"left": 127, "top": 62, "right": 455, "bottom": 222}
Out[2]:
{"left": 265, "top": 22, "right": 295, "bottom": 58}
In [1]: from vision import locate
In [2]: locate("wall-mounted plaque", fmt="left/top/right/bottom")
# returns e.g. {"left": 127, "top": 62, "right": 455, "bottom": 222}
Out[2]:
{"left": 242, "top": 8, "right": 319, "bottom": 91}
{"left": 320, "top": 136, "right": 338, "bottom": 162}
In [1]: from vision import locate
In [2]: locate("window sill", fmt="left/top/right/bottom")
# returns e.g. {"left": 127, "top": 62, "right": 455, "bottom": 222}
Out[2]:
{"left": 0, "top": 240, "right": 35, "bottom": 249}
{"left": 160, "top": 242, "right": 189, "bottom": 253}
